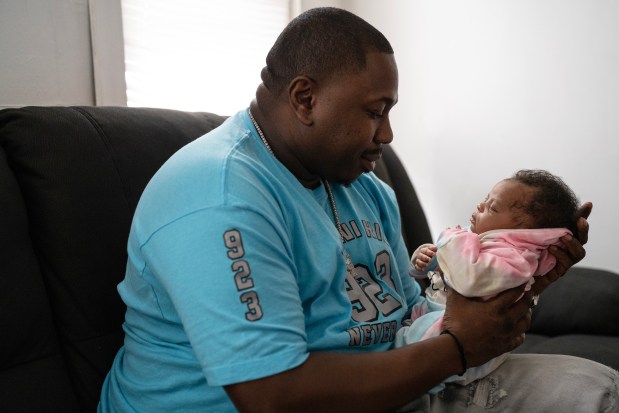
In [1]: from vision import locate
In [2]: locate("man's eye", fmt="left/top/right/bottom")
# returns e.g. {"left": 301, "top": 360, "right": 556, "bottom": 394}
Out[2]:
{"left": 368, "top": 110, "right": 384, "bottom": 119}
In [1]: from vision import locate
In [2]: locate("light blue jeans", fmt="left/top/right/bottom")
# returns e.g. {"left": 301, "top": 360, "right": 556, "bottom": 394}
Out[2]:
{"left": 399, "top": 354, "right": 619, "bottom": 412}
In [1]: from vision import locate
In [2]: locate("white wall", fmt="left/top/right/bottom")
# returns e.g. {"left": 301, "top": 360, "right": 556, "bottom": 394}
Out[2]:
{"left": 2, "top": 0, "right": 618, "bottom": 273}
{"left": 344, "top": 0, "right": 619, "bottom": 274}
{"left": 0, "top": 0, "right": 95, "bottom": 108}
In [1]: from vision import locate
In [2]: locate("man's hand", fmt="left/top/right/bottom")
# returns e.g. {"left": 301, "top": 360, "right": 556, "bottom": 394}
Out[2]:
{"left": 442, "top": 285, "right": 533, "bottom": 368}
{"left": 532, "top": 202, "right": 592, "bottom": 295}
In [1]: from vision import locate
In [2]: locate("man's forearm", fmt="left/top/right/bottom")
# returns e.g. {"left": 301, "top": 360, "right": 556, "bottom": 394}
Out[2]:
{"left": 225, "top": 334, "right": 464, "bottom": 413}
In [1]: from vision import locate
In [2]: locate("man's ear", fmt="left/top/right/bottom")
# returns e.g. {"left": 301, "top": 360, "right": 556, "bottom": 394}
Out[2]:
{"left": 288, "top": 76, "right": 315, "bottom": 126}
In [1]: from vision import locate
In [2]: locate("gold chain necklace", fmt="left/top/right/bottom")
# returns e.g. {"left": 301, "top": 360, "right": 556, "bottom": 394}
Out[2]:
{"left": 248, "top": 109, "right": 357, "bottom": 276}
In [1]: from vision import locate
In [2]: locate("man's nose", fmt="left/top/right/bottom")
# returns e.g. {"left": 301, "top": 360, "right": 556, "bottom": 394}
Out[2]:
{"left": 375, "top": 117, "right": 393, "bottom": 145}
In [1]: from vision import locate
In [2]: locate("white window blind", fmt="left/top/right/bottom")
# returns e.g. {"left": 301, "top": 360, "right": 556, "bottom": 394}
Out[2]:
{"left": 121, "top": 0, "right": 291, "bottom": 115}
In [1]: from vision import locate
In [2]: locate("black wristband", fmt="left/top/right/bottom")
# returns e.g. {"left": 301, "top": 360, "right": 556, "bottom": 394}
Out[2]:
{"left": 441, "top": 329, "right": 468, "bottom": 376}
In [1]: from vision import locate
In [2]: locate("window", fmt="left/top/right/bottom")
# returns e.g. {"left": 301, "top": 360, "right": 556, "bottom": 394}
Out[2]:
{"left": 119, "top": 0, "right": 292, "bottom": 114}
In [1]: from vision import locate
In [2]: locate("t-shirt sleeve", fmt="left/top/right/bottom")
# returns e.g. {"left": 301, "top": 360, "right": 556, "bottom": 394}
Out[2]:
{"left": 140, "top": 204, "right": 309, "bottom": 386}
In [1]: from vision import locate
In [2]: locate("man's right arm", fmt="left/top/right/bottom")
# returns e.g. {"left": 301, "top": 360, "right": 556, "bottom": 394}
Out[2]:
{"left": 225, "top": 286, "right": 532, "bottom": 413}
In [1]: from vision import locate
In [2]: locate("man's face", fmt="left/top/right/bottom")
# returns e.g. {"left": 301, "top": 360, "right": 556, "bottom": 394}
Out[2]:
{"left": 300, "top": 52, "right": 399, "bottom": 185}
{"left": 470, "top": 179, "right": 536, "bottom": 234}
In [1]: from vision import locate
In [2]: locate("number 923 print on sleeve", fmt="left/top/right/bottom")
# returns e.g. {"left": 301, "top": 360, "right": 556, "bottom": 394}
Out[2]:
{"left": 223, "top": 229, "right": 263, "bottom": 321}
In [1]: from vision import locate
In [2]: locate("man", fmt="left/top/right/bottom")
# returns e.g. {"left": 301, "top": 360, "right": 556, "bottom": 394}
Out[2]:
{"left": 99, "top": 7, "right": 617, "bottom": 413}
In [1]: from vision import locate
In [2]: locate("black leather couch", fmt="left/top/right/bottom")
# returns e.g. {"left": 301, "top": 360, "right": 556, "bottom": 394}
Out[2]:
{"left": 1, "top": 106, "right": 618, "bottom": 413}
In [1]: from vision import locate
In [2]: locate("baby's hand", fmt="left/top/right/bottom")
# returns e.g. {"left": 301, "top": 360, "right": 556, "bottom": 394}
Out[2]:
{"left": 412, "top": 243, "right": 438, "bottom": 272}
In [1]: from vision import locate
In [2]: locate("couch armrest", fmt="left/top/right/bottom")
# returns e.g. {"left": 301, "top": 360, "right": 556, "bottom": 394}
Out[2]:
{"left": 530, "top": 266, "right": 619, "bottom": 336}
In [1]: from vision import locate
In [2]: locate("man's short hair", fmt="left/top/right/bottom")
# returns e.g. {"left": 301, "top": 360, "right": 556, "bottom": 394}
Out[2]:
{"left": 264, "top": 7, "right": 394, "bottom": 95}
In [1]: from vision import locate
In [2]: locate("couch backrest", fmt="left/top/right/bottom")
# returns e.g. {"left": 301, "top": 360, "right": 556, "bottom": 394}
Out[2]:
{"left": 0, "top": 106, "right": 431, "bottom": 412}
{"left": 0, "top": 106, "right": 226, "bottom": 412}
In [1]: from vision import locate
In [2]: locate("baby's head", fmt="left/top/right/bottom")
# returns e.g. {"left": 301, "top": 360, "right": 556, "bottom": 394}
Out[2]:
{"left": 470, "top": 169, "right": 579, "bottom": 237}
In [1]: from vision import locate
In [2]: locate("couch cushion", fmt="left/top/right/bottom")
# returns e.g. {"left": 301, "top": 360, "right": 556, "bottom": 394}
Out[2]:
{"left": 0, "top": 355, "right": 79, "bottom": 413}
{"left": 530, "top": 266, "right": 619, "bottom": 336}
{"left": 0, "top": 106, "right": 226, "bottom": 411}
{"left": 516, "top": 334, "right": 619, "bottom": 371}
{"left": 0, "top": 134, "right": 80, "bottom": 412}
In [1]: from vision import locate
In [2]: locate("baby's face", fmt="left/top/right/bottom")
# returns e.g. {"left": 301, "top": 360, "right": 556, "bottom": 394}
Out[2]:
{"left": 470, "top": 179, "right": 536, "bottom": 234}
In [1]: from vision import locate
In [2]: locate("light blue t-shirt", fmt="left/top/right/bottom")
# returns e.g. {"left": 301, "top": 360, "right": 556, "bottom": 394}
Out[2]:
{"left": 98, "top": 110, "right": 422, "bottom": 412}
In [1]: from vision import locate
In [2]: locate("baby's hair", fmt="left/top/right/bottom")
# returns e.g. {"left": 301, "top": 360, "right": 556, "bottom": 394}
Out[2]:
{"left": 510, "top": 169, "right": 580, "bottom": 238}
